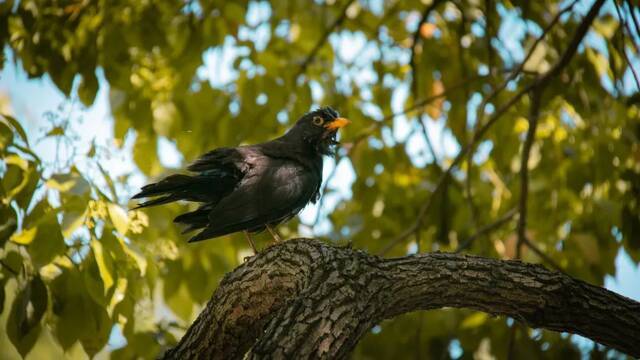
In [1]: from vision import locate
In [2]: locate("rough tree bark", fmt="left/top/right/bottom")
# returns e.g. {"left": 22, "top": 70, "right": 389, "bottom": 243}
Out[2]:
{"left": 161, "top": 239, "right": 640, "bottom": 359}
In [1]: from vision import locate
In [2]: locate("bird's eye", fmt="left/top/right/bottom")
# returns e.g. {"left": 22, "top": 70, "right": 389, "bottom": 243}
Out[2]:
{"left": 312, "top": 116, "right": 324, "bottom": 126}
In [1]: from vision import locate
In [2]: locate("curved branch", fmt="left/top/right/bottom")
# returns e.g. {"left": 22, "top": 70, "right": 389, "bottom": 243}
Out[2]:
{"left": 163, "top": 239, "right": 640, "bottom": 359}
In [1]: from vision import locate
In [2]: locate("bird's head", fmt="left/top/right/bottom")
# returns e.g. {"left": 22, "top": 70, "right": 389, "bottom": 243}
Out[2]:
{"left": 287, "top": 107, "right": 350, "bottom": 155}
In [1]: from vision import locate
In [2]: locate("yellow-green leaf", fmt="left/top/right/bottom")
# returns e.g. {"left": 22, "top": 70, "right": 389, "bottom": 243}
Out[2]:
{"left": 461, "top": 312, "right": 488, "bottom": 329}
{"left": 91, "top": 239, "right": 115, "bottom": 292}
{"left": 11, "top": 226, "right": 37, "bottom": 245}
{"left": 108, "top": 203, "right": 129, "bottom": 235}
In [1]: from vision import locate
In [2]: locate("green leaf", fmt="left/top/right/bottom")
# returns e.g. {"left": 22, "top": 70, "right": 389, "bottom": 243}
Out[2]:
{"left": 78, "top": 302, "right": 111, "bottom": 357}
{"left": 91, "top": 239, "right": 115, "bottom": 292}
{"left": 46, "top": 171, "right": 90, "bottom": 196}
{"left": 152, "top": 100, "right": 180, "bottom": 137}
{"left": 2, "top": 251, "right": 23, "bottom": 275}
{"left": 593, "top": 14, "right": 618, "bottom": 39}
{"left": 97, "top": 162, "right": 117, "bottom": 200}
{"left": 61, "top": 196, "right": 87, "bottom": 238}
{"left": 45, "top": 126, "right": 65, "bottom": 137}
{"left": 0, "top": 113, "right": 29, "bottom": 146}
{"left": 0, "top": 120, "right": 13, "bottom": 152}
{"left": 108, "top": 203, "right": 129, "bottom": 235}
{"left": 78, "top": 71, "right": 99, "bottom": 107}
{"left": 165, "top": 282, "right": 193, "bottom": 322}
{"left": 570, "top": 232, "right": 600, "bottom": 264}
{"left": 133, "top": 132, "right": 161, "bottom": 176}
{"left": 460, "top": 312, "right": 488, "bottom": 329}
{"left": 6, "top": 276, "right": 48, "bottom": 357}
{"left": 10, "top": 226, "right": 37, "bottom": 245}
{"left": 224, "top": 2, "right": 246, "bottom": 25}
{"left": 28, "top": 214, "right": 66, "bottom": 268}
{"left": 55, "top": 295, "right": 84, "bottom": 350}
{"left": 2, "top": 155, "right": 35, "bottom": 205}
{"left": 0, "top": 191, "right": 20, "bottom": 246}
{"left": 585, "top": 48, "right": 610, "bottom": 78}
{"left": 122, "top": 240, "right": 147, "bottom": 276}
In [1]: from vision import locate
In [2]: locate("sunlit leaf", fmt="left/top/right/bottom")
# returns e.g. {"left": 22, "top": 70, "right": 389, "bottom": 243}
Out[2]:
{"left": 28, "top": 214, "right": 66, "bottom": 268}
{"left": 108, "top": 203, "right": 129, "bottom": 235}
{"left": 46, "top": 171, "right": 90, "bottom": 196}
{"left": 1, "top": 113, "right": 29, "bottom": 145}
{"left": 91, "top": 239, "right": 115, "bottom": 292}
{"left": 45, "top": 126, "right": 65, "bottom": 137}
{"left": 10, "top": 226, "right": 37, "bottom": 245}
{"left": 0, "top": 120, "right": 13, "bottom": 152}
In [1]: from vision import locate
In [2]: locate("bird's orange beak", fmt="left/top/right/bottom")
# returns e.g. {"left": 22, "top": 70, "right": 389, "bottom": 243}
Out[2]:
{"left": 325, "top": 117, "right": 350, "bottom": 130}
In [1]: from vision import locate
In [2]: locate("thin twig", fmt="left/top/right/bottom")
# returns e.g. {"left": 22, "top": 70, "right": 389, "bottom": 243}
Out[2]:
{"left": 297, "top": 0, "right": 356, "bottom": 78}
{"left": 452, "top": 2, "right": 479, "bottom": 230}
{"left": 406, "top": 0, "right": 447, "bottom": 198}
{"left": 507, "top": 86, "right": 543, "bottom": 359}
{"left": 511, "top": 85, "right": 540, "bottom": 360}
{"left": 485, "top": 0, "right": 495, "bottom": 70}
{"left": 620, "top": 0, "right": 640, "bottom": 54}
{"left": 347, "top": 73, "right": 493, "bottom": 151}
{"left": 379, "top": 0, "right": 606, "bottom": 255}
{"left": 515, "top": 86, "right": 561, "bottom": 272}
{"left": 613, "top": 0, "right": 640, "bottom": 91}
{"left": 521, "top": 237, "right": 564, "bottom": 272}
{"left": 409, "top": 0, "right": 446, "bottom": 95}
{"left": 473, "top": 0, "right": 580, "bottom": 128}
{"left": 465, "top": 0, "right": 579, "bottom": 242}
{"left": 516, "top": 86, "right": 542, "bottom": 258}
{"left": 540, "top": 0, "right": 606, "bottom": 84}
{"left": 418, "top": 114, "right": 440, "bottom": 166}
{"left": 455, "top": 207, "right": 518, "bottom": 253}
{"left": 625, "top": 0, "right": 640, "bottom": 41}
{"left": 379, "top": 84, "right": 528, "bottom": 256}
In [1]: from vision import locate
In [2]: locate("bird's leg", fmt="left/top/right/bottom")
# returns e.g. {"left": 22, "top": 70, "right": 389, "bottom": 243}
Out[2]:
{"left": 266, "top": 224, "right": 282, "bottom": 243}
{"left": 243, "top": 230, "right": 257, "bottom": 255}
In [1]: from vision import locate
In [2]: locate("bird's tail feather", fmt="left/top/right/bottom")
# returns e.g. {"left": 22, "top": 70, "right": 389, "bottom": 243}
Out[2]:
{"left": 174, "top": 206, "right": 211, "bottom": 233}
{"left": 132, "top": 174, "right": 224, "bottom": 209}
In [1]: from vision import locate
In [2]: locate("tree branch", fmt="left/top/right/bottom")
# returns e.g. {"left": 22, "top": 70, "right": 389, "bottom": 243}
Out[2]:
{"left": 409, "top": 0, "right": 446, "bottom": 95}
{"left": 455, "top": 207, "right": 518, "bottom": 253}
{"left": 613, "top": 0, "right": 640, "bottom": 91}
{"left": 516, "top": 86, "right": 542, "bottom": 259}
{"left": 625, "top": 0, "right": 640, "bottom": 41}
{"left": 381, "top": 0, "right": 606, "bottom": 254}
{"left": 466, "top": 0, "right": 579, "bottom": 206}
{"left": 418, "top": 114, "right": 440, "bottom": 166}
{"left": 163, "top": 239, "right": 640, "bottom": 359}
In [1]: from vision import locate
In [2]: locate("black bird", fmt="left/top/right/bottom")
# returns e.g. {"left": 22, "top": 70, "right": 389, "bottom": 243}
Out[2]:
{"left": 132, "top": 107, "right": 350, "bottom": 252}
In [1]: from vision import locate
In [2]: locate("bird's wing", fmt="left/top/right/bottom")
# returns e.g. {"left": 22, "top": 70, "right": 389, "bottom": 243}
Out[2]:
{"left": 187, "top": 154, "right": 319, "bottom": 242}
{"left": 187, "top": 146, "right": 248, "bottom": 174}
{"left": 133, "top": 147, "right": 246, "bottom": 210}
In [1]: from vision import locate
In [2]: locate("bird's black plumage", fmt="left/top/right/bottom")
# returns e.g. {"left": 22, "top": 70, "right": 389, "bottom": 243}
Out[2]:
{"left": 132, "top": 107, "right": 349, "bottom": 243}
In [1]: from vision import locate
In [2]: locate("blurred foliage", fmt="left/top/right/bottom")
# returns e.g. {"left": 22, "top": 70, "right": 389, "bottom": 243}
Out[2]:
{"left": 1, "top": 0, "right": 639, "bottom": 358}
